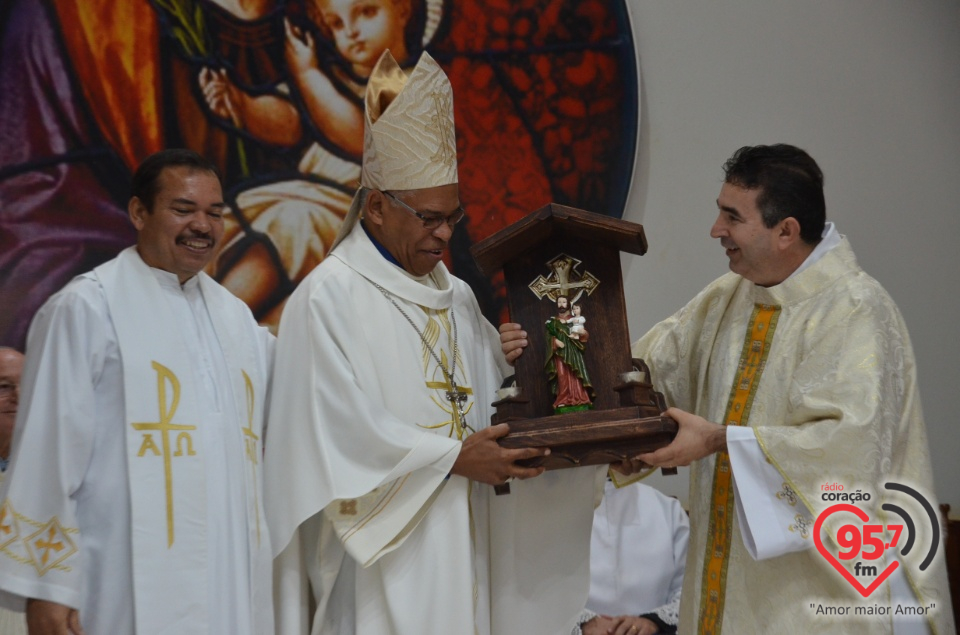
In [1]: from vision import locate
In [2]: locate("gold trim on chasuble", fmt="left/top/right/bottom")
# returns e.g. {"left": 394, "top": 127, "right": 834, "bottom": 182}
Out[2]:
{"left": 338, "top": 475, "right": 412, "bottom": 544}
{"left": 334, "top": 307, "right": 475, "bottom": 543}
{"left": 698, "top": 303, "right": 780, "bottom": 635}
{"left": 418, "top": 305, "right": 482, "bottom": 628}
{"left": 241, "top": 370, "right": 262, "bottom": 547}
{"left": 131, "top": 361, "right": 197, "bottom": 548}
{"left": 420, "top": 307, "right": 474, "bottom": 440}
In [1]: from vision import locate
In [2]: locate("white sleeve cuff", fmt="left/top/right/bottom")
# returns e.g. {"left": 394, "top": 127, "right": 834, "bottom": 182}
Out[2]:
{"left": 727, "top": 426, "right": 813, "bottom": 560}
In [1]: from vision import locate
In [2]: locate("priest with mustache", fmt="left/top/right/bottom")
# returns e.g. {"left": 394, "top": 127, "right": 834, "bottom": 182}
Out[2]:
{"left": 0, "top": 149, "right": 275, "bottom": 634}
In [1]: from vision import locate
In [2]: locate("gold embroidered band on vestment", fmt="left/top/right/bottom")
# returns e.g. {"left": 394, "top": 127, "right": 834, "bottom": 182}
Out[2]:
{"left": 241, "top": 370, "right": 262, "bottom": 547}
{"left": 697, "top": 303, "right": 780, "bottom": 635}
{"left": 131, "top": 361, "right": 197, "bottom": 547}
{"left": 418, "top": 308, "right": 474, "bottom": 440}
{"left": 339, "top": 475, "right": 410, "bottom": 543}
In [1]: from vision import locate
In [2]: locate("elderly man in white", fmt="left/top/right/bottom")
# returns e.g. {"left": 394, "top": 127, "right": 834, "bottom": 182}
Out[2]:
{"left": 265, "top": 50, "right": 604, "bottom": 635}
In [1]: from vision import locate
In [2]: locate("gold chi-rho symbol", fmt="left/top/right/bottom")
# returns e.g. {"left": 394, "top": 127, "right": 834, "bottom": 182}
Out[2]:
{"left": 132, "top": 361, "right": 197, "bottom": 547}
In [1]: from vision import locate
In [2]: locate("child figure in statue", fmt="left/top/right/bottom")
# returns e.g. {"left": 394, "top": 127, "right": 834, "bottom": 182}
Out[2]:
{"left": 569, "top": 302, "right": 586, "bottom": 340}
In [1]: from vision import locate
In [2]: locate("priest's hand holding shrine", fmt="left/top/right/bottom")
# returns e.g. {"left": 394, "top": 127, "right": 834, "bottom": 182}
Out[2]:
{"left": 451, "top": 423, "right": 549, "bottom": 485}
{"left": 609, "top": 457, "right": 652, "bottom": 476}
{"left": 636, "top": 407, "right": 727, "bottom": 467}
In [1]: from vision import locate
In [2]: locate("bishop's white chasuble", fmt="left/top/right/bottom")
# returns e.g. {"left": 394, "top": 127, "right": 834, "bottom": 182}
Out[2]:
{"left": 0, "top": 248, "right": 274, "bottom": 634}
{"left": 266, "top": 224, "right": 601, "bottom": 635}
{"left": 633, "top": 237, "right": 953, "bottom": 635}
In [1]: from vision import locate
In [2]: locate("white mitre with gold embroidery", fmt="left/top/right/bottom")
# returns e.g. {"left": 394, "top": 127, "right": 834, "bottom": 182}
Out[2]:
{"left": 361, "top": 49, "right": 458, "bottom": 190}
{"left": 331, "top": 50, "right": 458, "bottom": 250}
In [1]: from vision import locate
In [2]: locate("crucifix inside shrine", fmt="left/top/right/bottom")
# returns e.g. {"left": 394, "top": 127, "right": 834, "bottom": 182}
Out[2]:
{"left": 529, "top": 254, "right": 601, "bottom": 302}
{"left": 470, "top": 204, "right": 677, "bottom": 486}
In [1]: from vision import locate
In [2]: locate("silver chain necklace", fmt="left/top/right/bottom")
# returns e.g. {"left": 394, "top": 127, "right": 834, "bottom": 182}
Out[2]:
{"left": 372, "top": 282, "right": 469, "bottom": 429}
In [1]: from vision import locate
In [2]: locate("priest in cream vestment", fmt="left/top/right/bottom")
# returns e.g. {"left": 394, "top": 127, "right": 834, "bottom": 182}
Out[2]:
{"left": 0, "top": 150, "right": 274, "bottom": 634}
{"left": 265, "top": 51, "right": 602, "bottom": 635}
{"left": 629, "top": 145, "right": 955, "bottom": 634}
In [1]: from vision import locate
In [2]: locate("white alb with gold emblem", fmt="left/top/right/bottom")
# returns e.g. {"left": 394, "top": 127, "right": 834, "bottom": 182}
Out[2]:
{"left": 0, "top": 247, "right": 274, "bottom": 634}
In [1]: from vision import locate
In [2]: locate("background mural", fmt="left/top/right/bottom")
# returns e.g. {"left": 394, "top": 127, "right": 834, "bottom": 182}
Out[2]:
{"left": 0, "top": 0, "right": 638, "bottom": 348}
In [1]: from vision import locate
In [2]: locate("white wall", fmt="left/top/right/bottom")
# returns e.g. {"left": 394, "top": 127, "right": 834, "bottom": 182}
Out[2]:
{"left": 621, "top": 1, "right": 960, "bottom": 511}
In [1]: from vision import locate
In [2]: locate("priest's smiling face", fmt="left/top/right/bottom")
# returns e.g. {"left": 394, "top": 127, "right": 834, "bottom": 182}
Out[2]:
{"left": 129, "top": 166, "right": 227, "bottom": 284}
{"left": 711, "top": 182, "right": 792, "bottom": 286}
{"left": 368, "top": 183, "right": 461, "bottom": 277}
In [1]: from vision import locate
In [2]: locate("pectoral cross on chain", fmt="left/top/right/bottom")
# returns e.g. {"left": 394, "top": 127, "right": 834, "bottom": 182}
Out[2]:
{"left": 446, "top": 384, "right": 469, "bottom": 424}
{"left": 376, "top": 284, "right": 474, "bottom": 438}
{"left": 425, "top": 349, "right": 474, "bottom": 439}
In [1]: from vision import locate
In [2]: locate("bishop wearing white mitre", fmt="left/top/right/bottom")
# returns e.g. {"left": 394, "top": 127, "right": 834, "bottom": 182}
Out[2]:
{"left": 265, "top": 50, "right": 604, "bottom": 635}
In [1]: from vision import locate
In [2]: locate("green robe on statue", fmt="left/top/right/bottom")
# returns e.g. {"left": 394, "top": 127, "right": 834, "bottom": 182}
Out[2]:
{"left": 545, "top": 317, "right": 594, "bottom": 413}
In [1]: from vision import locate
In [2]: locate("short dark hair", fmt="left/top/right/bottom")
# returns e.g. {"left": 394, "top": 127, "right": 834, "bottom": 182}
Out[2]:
{"left": 722, "top": 144, "right": 826, "bottom": 245}
{"left": 131, "top": 149, "right": 221, "bottom": 212}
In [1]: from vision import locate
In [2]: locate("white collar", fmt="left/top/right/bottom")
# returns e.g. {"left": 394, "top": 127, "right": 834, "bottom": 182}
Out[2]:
{"left": 787, "top": 222, "right": 841, "bottom": 280}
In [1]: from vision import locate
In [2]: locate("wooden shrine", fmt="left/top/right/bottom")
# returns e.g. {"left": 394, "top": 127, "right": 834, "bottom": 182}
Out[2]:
{"left": 470, "top": 204, "right": 677, "bottom": 481}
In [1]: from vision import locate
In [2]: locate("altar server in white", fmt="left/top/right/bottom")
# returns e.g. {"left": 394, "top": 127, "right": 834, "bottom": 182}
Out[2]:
{"left": 265, "top": 50, "right": 603, "bottom": 635}
{"left": 0, "top": 149, "right": 275, "bottom": 634}
{"left": 503, "top": 144, "right": 954, "bottom": 634}
{"left": 575, "top": 481, "right": 688, "bottom": 635}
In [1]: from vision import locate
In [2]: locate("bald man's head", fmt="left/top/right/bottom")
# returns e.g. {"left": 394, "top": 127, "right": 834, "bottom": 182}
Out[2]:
{"left": 0, "top": 347, "right": 25, "bottom": 460}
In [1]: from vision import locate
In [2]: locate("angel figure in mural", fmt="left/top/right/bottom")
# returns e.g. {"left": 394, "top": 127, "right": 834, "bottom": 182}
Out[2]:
{"left": 0, "top": 0, "right": 639, "bottom": 354}
{"left": 198, "top": 0, "right": 441, "bottom": 328}
{"left": 545, "top": 296, "right": 595, "bottom": 414}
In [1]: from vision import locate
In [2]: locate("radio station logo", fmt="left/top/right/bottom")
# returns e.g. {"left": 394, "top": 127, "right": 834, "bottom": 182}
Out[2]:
{"left": 814, "top": 481, "right": 940, "bottom": 598}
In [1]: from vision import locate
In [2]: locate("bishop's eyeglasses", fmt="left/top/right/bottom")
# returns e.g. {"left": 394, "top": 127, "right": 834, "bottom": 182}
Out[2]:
{"left": 383, "top": 191, "right": 466, "bottom": 231}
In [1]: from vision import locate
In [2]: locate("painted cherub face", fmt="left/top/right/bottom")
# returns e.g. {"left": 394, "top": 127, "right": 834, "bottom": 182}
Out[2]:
{"left": 571, "top": 304, "right": 581, "bottom": 317}
{"left": 316, "top": 0, "right": 410, "bottom": 71}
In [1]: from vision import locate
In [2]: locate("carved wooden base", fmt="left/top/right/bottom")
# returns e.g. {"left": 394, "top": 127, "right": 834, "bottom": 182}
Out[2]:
{"left": 492, "top": 360, "right": 679, "bottom": 478}
{"left": 495, "top": 406, "right": 677, "bottom": 469}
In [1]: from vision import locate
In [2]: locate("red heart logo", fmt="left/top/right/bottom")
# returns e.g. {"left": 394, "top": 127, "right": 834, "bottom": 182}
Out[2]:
{"left": 813, "top": 503, "right": 899, "bottom": 598}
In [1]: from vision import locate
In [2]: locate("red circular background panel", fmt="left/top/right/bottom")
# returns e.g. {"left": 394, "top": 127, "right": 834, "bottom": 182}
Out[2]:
{"left": 430, "top": 0, "right": 638, "bottom": 316}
